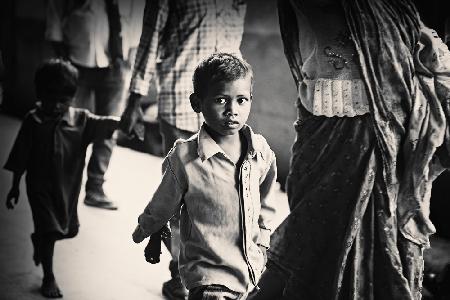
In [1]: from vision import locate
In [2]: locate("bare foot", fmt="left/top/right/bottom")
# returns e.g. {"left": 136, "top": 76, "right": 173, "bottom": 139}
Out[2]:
{"left": 40, "top": 277, "right": 63, "bottom": 298}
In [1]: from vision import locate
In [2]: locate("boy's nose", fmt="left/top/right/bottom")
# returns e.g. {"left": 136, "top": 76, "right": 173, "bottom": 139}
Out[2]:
{"left": 225, "top": 101, "right": 238, "bottom": 116}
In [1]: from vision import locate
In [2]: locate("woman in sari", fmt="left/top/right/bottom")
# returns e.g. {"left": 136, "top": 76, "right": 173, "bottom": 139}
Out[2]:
{"left": 249, "top": 0, "right": 450, "bottom": 299}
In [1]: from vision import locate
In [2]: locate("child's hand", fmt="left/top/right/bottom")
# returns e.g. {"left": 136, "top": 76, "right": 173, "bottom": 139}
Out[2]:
{"left": 144, "top": 225, "right": 171, "bottom": 264}
{"left": 119, "top": 93, "right": 145, "bottom": 140}
{"left": 6, "top": 188, "right": 19, "bottom": 209}
{"left": 145, "top": 231, "right": 162, "bottom": 264}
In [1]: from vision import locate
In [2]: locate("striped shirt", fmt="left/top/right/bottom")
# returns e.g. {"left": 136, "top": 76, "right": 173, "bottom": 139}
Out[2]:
{"left": 129, "top": 0, "right": 247, "bottom": 132}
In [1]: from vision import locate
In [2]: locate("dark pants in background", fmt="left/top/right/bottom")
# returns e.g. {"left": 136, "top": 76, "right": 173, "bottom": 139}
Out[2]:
{"left": 74, "top": 65, "right": 126, "bottom": 191}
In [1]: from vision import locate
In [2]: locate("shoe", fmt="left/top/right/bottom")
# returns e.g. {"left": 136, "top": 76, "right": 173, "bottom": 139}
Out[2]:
{"left": 162, "top": 277, "right": 188, "bottom": 300}
{"left": 84, "top": 192, "right": 118, "bottom": 210}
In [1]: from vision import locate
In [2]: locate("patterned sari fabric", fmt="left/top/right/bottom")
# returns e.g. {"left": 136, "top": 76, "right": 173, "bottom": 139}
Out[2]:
{"left": 343, "top": 0, "right": 448, "bottom": 246}
{"left": 269, "top": 115, "right": 422, "bottom": 300}
{"left": 268, "top": 0, "right": 450, "bottom": 299}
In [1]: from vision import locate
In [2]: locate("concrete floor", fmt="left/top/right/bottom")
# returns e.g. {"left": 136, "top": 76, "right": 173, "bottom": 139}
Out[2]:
{"left": 0, "top": 112, "right": 290, "bottom": 300}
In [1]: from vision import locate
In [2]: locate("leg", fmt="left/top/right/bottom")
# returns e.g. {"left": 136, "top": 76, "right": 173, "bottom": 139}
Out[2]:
{"left": 84, "top": 67, "right": 126, "bottom": 210}
{"left": 39, "top": 234, "right": 62, "bottom": 298}
{"left": 159, "top": 118, "right": 195, "bottom": 300}
{"left": 31, "top": 233, "right": 42, "bottom": 266}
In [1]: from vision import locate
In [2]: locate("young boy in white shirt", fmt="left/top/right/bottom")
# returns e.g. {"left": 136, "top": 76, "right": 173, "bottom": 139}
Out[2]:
{"left": 132, "top": 53, "right": 278, "bottom": 299}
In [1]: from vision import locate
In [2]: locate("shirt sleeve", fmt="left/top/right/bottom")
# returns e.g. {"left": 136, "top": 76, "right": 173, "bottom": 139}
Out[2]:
{"left": 45, "top": 0, "right": 66, "bottom": 42}
{"left": 4, "top": 115, "right": 33, "bottom": 175}
{"left": 134, "top": 152, "right": 187, "bottom": 241}
{"left": 129, "top": 0, "right": 169, "bottom": 96}
{"left": 257, "top": 150, "right": 278, "bottom": 249}
{"left": 84, "top": 111, "right": 120, "bottom": 143}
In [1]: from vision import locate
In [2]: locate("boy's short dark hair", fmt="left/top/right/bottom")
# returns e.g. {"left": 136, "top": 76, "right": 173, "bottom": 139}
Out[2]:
{"left": 193, "top": 53, "right": 253, "bottom": 98}
{"left": 35, "top": 58, "right": 78, "bottom": 103}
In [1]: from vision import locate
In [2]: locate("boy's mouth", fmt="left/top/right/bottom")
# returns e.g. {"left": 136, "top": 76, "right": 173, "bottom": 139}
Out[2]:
{"left": 224, "top": 120, "right": 240, "bottom": 128}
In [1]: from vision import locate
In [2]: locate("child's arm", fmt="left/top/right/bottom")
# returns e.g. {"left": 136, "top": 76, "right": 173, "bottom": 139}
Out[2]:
{"left": 4, "top": 114, "right": 33, "bottom": 209}
{"left": 6, "top": 172, "right": 22, "bottom": 209}
{"left": 257, "top": 151, "right": 278, "bottom": 250}
{"left": 85, "top": 111, "right": 121, "bottom": 142}
{"left": 132, "top": 152, "right": 187, "bottom": 243}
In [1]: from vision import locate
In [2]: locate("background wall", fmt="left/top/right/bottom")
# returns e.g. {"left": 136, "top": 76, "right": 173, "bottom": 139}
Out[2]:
{"left": 241, "top": 0, "right": 297, "bottom": 186}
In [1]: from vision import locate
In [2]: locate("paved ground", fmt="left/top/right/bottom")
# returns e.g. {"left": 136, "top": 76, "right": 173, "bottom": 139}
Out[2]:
{"left": 0, "top": 112, "right": 290, "bottom": 300}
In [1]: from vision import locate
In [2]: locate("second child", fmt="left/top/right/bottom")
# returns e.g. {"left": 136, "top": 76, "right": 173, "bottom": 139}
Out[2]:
{"left": 5, "top": 59, "right": 120, "bottom": 298}
{"left": 132, "top": 53, "right": 278, "bottom": 299}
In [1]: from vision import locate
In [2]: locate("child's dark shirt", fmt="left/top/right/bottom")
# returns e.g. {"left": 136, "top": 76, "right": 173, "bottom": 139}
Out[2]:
{"left": 4, "top": 106, "right": 119, "bottom": 237}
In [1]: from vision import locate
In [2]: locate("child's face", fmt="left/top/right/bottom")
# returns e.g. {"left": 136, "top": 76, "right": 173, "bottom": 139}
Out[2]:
{"left": 194, "top": 75, "right": 252, "bottom": 139}
{"left": 41, "top": 99, "right": 71, "bottom": 116}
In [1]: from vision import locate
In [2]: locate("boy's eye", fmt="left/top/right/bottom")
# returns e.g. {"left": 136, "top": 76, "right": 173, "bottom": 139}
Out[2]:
{"left": 237, "top": 97, "right": 249, "bottom": 104}
{"left": 215, "top": 98, "right": 227, "bottom": 104}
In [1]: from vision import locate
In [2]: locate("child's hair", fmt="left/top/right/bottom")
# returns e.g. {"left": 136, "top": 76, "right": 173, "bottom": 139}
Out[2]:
{"left": 34, "top": 58, "right": 79, "bottom": 103}
{"left": 192, "top": 53, "right": 253, "bottom": 98}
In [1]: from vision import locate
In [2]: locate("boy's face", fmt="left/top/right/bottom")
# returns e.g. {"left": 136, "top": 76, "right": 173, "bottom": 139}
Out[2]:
{"left": 41, "top": 98, "right": 72, "bottom": 116}
{"left": 192, "top": 75, "right": 252, "bottom": 139}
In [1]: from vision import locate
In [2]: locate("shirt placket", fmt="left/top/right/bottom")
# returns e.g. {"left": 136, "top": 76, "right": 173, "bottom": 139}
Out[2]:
{"left": 239, "top": 159, "right": 256, "bottom": 286}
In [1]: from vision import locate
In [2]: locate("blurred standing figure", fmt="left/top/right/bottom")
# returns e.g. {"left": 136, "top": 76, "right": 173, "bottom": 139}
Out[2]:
{"left": 249, "top": 0, "right": 450, "bottom": 299}
{"left": 120, "top": 1, "right": 247, "bottom": 299}
{"left": 45, "top": 0, "right": 144, "bottom": 210}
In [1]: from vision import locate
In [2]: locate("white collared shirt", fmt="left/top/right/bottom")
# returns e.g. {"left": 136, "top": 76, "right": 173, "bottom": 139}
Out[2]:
{"left": 45, "top": 0, "right": 145, "bottom": 68}
{"left": 134, "top": 124, "right": 278, "bottom": 293}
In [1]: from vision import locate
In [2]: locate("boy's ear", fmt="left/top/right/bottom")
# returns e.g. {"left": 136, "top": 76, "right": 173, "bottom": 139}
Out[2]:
{"left": 190, "top": 93, "right": 202, "bottom": 113}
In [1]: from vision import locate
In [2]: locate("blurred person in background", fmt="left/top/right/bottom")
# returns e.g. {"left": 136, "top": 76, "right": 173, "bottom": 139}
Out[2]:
{"left": 45, "top": 0, "right": 144, "bottom": 210}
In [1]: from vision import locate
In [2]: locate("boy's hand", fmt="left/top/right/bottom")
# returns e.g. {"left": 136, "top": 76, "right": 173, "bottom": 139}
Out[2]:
{"left": 6, "top": 188, "right": 19, "bottom": 209}
{"left": 144, "top": 224, "right": 172, "bottom": 264}
{"left": 119, "top": 92, "right": 145, "bottom": 140}
{"left": 145, "top": 232, "right": 162, "bottom": 264}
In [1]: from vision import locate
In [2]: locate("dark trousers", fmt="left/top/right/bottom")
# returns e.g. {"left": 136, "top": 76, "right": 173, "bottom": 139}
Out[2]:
{"left": 74, "top": 65, "right": 126, "bottom": 189}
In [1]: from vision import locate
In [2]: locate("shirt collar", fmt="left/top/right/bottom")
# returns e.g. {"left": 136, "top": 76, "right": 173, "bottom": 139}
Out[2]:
{"left": 197, "top": 123, "right": 262, "bottom": 162}
{"left": 31, "top": 104, "right": 75, "bottom": 126}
